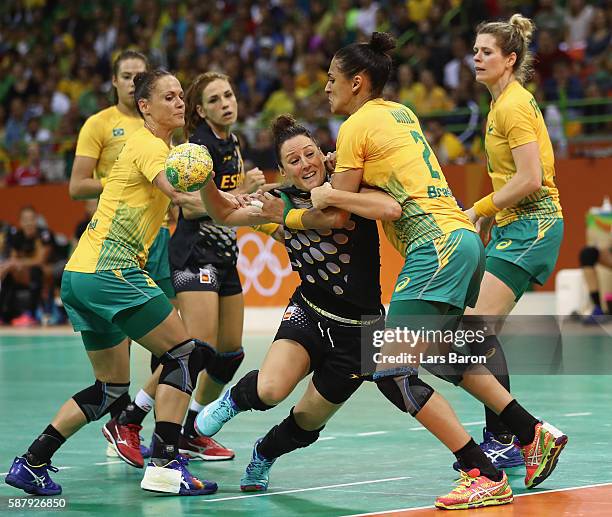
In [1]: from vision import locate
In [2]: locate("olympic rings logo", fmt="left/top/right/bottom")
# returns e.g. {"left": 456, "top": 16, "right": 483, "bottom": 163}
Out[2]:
{"left": 237, "top": 232, "right": 293, "bottom": 296}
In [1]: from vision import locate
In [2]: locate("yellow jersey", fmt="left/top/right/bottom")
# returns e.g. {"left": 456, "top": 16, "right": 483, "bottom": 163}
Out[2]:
{"left": 485, "top": 81, "right": 562, "bottom": 226}
{"left": 66, "top": 128, "right": 171, "bottom": 273}
{"left": 75, "top": 105, "right": 143, "bottom": 180}
{"left": 335, "top": 99, "right": 473, "bottom": 256}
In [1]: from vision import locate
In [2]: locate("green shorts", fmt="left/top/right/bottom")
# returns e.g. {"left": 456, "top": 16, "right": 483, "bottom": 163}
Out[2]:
{"left": 61, "top": 268, "right": 173, "bottom": 350}
{"left": 391, "top": 228, "right": 485, "bottom": 311}
{"left": 486, "top": 218, "right": 563, "bottom": 297}
{"left": 145, "top": 227, "right": 174, "bottom": 298}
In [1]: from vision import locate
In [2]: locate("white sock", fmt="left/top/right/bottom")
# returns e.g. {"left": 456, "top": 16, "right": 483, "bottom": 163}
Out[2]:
{"left": 189, "top": 400, "right": 206, "bottom": 413}
{"left": 134, "top": 389, "right": 155, "bottom": 413}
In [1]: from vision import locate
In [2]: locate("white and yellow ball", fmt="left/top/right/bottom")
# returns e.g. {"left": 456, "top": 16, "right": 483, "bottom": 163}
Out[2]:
{"left": 165, "top": 142, "right": 214, "bottom": 192}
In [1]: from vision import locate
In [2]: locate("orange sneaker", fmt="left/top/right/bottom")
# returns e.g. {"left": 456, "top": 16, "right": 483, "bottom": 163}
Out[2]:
{"left": 521, "top": 421, "right": 568, "bottom": 489}
{"left": 435, "top": 469, "right": 513, "bottom": 510}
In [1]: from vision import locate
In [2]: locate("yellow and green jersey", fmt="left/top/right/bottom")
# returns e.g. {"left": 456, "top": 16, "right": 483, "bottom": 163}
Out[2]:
{"left": 335, "top": 99, "right": 473, "bottom": 256}
{"left": 485, "top": 81, "right": 562, "bottom": 226}
{"left": 66, "top": 128, "right": 171, "bottom": 273}
{"left": 75, "top": 105, "right": 143, "bottom": 180}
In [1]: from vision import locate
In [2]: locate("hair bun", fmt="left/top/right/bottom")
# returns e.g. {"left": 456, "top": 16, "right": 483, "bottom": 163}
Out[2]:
{"left": 272, "top": 114, "right": 297, "bottom": 139}
{"left": 133, "top": 72, "right": 148, "bottom": 91}
{"left": 509, "top": 14, "right": 534, "bottom": 46}
{"left": 369, "top": 32, "right": 396, "bottom": 54}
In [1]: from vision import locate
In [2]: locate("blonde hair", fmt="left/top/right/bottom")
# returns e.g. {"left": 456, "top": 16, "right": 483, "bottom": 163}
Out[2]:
{"left": 476, "top": 14, "right": 535, "bottom": 84}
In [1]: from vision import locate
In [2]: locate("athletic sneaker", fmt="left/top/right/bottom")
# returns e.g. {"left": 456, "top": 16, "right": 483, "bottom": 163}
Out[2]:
{"left": 5, "top": 456, "right": 62, "bottom": 496}
{"left": 452, "top": 428, "right": 524, "bottom": 471}
{"left": 240, "top": 439, "right": 276, "bottom": 492}
{"left": 582, "top": 305, "right": 604, "bottom": 325}
{"left": 435, "top": 469, "right": 512, "bottom": 510}
{"left": 179, "top": 434, "right": 235, "bottom": 461}
{"left": 102, "top": 418, "right": 144, "bottom": 468}
{"left": 106, "top": 435, "right": 151, "bottom": 459}
{"left": 140, "top": 455, "right": 217, "bottom": 495}
{"left": 521, "top": 421, "right": 568, "bottom": 489}
{"left": 195, "top": 389, "right": 241, "bottom": 437}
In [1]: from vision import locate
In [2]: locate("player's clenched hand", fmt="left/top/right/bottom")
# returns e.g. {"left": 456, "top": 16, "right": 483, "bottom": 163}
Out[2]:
{"left": 242, "top": 167, "right": 266, "bottom": 193}
{"left": 251, "top": 191, "right": 284, "bottom": 224}
{"left": 323, "top": 151, "right": 336, "bottom": 173}
{"left": 310, "top": 182, "right": 333, "bottom": 209}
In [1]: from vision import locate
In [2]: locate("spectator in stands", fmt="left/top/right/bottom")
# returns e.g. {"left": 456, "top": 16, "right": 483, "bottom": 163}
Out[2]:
{"left": 397, "top": 63, "right": 420, "bottom": 110}
{"left": 4, "top": 98, "right": 27, "bottom": 154}
{"left": 543, "top": 60, "right": 584, "bottom": 103}
{"left": 534, "top": 0, "right": 567, "bottom": 43}
{"left": 413, "top": 69, "right": 454, "bottom": 115}
{"left": 443, "top": 35, "right": 474, "bottom": 91}
{"left": 585, "top": 7, "right": 611, "bottom": 65}
{"left": 5, "top": 143, "right": 43, "bottom": 186}
{"left": 425, "top": 118, "right": 467, "bottom": 165}
{"left": 0, "top": 206, "right": 54, "bottom": 326}
{"left": 564, "top": 0, "right": 595, "bottom": 50}
{"left": 534, "top": 29, "right": 571, "bottom": 83}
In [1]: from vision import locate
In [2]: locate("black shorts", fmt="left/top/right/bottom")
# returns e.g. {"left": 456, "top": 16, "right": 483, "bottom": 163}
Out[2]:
{"left": 274, "top": 296, "right": 384, "bottom": 404}
{"left": 171, "top": 263, "right": 242, "bottom": 297}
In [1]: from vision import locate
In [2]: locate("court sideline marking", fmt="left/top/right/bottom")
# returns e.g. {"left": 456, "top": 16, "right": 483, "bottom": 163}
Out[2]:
{"left": 338, "top": 481, "right": 612, "bottom": 516}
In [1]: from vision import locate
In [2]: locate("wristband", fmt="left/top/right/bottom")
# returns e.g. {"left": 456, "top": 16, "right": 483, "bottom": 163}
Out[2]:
{"left": 252, "top": 223, "right": 280, "bottom": 236}
{"left": 278, "top": 191, "right": 294, "bottom": 221}
{"left": 473, "top": 193, "right": 500, "bottom": 218}
{"left": 284, "top": 208, "right": 307, "bottom": 230}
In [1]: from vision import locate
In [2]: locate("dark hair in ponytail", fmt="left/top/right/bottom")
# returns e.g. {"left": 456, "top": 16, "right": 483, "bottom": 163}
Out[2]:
{"left": 133, "top": 69, "right": 172, "bottom": 119}
{"left": 333, "top": 32, "right": 396, "bottom": 98}
{"left": 271, "top": 114, "right": 317, "bottom": 168}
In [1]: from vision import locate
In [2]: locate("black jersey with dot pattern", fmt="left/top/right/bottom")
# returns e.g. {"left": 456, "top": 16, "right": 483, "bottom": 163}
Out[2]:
{"left": 282, "top": 187, "right": 383, "bottom": 319}
{"left": 169, "top": 122, "right": 243, "bottom": 268}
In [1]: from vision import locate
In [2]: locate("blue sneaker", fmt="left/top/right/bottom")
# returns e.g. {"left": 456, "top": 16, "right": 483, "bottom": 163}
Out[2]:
{"left": 582, "top": 305, "right": 604, "bottom": 325}
{"left": 453, "top": 429, "right": 524, "bottom": 471}
{"left": 195, "top": 389, "right": 241, "bottom": 437}
{"left": 5, "top": 456, "right": 62, "bottom": 495}
{"left": 140, "top": 436, "right": 152, "bottom": 459}
{"left": 240, "top": 439, "right": 276, "bottom": 492}
{"left": 140, "top": 455, "right": 217, "bottom": 495}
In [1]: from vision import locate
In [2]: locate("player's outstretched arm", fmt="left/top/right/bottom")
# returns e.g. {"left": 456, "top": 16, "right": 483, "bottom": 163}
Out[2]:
{"left": 311, "top": 183, "right": 401, "bottom": 221}
{"left": 200, "top": 180, "right": 268, "bottom": 227}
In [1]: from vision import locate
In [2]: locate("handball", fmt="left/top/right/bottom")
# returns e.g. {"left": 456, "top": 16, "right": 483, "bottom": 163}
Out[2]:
{"left": 165, "top": 143, "right": 214, "bottom": 192}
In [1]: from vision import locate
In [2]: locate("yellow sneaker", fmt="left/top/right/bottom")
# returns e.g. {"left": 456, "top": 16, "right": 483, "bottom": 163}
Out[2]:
{"left": 435, "top": 468, "right": 513, "bottom": 510}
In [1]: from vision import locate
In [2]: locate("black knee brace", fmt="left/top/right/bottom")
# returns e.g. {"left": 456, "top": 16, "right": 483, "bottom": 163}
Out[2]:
{"left": 72, "top": 380, "right": 130, "bottom": 422}
{"left": 207, "top": 347, "right": 245, "bottom": 385}
{"left": 579, "top": 246, "right": 599, "bottom": 266}
{"left": 159, "top": 339, "right": 215, "bottom": 395}
{"left": 257, "top": 408, "right": 323, "bottom": 460}
{"left": 230, "top": 370, "right": 274, "bottom": 411}
{"left": 374, "top": 368, "right": 434, "bottom": 416}
{"left": 150, "top": 353, "right": 161, "bottom": 374}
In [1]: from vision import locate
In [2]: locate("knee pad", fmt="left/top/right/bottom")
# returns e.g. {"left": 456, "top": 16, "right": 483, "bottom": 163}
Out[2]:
{"left": 159, "top": 339, "right": 202, "bottom": 395}
{"left": 375, "top": 372, "right": 434, "bottom": 416}
{"left": 579, "top": 246, "right": 599, "bottom": 266}
{"left": 72, "top": 380, "right": 130, "bottom": 423}
{"left": 207, "top": 347, "right": 244, "bottom": 385}
{"left": 231, "top": 369, "right": 274, "bottom": 411}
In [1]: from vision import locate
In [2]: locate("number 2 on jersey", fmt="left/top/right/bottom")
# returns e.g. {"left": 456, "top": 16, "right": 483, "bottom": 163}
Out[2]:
{"left": 410, "top": 131, "right": 440, "bottom": 179}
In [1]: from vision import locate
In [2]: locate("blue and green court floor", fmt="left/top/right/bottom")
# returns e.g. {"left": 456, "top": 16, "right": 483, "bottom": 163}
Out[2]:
{"left": 1, "top": 328, "right": 611, "bottom": 516}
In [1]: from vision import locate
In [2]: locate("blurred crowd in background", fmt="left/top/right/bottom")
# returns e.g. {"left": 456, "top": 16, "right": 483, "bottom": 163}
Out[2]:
{"left": 0, "top": 1, "right": 611, "bottom": 325}
{"left": 0, "top": 0, "right": 610, "bottom": 185}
